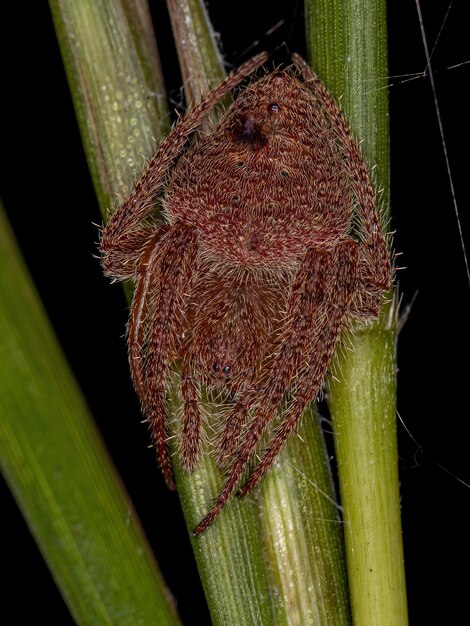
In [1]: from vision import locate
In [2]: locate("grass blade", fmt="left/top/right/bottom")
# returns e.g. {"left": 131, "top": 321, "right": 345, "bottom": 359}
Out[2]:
{"left": 0, "top": 0, "right": 184, "bottom": 622}
{"left": 166, "top": 0, "right": 226, "bottom": 102}
{"left": 0, "top": 201, "right": 180, "bottom": 625}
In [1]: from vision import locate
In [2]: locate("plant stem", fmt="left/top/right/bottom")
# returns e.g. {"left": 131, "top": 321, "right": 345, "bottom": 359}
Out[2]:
{"left": 50, "top": 0, "right": 169, "bottom": 212}
{"left": 166, "top": 0, "right": 226, "bottom": 103}
{"left": 165, "top": 4, "right": 273, "bottom": 623}
{"left": 166, "top": 2, "right": 351, "bottom": 624}
{"left": 305, "top": 1, "right": 409, "bottom": 624}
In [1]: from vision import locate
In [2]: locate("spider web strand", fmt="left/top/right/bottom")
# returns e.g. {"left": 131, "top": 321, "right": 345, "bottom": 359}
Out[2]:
{"left": 415, "top": 0, "right": 470, "bottom": 288}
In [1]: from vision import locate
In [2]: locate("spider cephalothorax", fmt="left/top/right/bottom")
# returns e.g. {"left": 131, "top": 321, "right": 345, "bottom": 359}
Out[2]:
{"left": 100, "top": 53, "right": 391, "bottom": 535}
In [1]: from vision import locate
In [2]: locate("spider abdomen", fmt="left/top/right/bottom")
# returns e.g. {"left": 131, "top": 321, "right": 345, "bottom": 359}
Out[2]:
{"left": 183, "top": 269, "right": 287, "bottom": 389}
{"left": 165, "top": 73, "right": 353, "bottom": 266}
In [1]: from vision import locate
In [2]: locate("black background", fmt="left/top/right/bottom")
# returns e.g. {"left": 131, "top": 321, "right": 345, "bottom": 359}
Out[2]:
{"left": 1, "top": 1, "right": 469, "bottom": 624}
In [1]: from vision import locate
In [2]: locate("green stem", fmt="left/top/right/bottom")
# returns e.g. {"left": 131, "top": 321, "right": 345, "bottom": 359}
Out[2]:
{"left": 306, "top": 1, "right": 408, "bottom": 624}
{"left": 166, "top": 0, "right": 226, "bottom": 103}
{"left": 259, "top": 407, "right": 351, "bottom": 625}
{"left": 166, "top": 2, "right": 351, "bottom": 624}
{"left": 50, "top": 0, "right": 169, "bottom": 211}
{"left": 165, "top": 4, "right": 273, "bottom": 623}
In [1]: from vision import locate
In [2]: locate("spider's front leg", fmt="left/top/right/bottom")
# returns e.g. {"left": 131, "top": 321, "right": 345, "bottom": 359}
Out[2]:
{"left": 100, "top": 52, "right": 268, "bottom": 279}
{"left": 292, "top": 53, "right": 392, "bottom": 301}
{"left": 129, "top": 222, "right": 198, "bottom": 488}
{"left": 193, "top": 240, "right": 360, "bottom": 535}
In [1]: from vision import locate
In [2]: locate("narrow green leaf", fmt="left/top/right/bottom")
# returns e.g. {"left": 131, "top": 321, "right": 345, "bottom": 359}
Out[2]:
{"left": 0, "top": 201, "right": 180, "bottom": 626}
{"left": 166, "top": 2, "right": 351, "bottom": 624}
{"left": 0, "top": 0, "right": 182, "bottom": 623}
{"left": 305, "top": 1, "right": 409, "bottom": 624}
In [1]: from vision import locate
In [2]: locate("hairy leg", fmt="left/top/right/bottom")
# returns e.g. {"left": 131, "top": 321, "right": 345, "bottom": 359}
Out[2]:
{"left": 216, "top": 261, "right": 328, "bottom": 466}
{"left": 217, "top": 393, "right": 255, "bottom": 467}
{"left": 180, "top": 365, "right": 202, "bottom": 471}
{"left": 101, "top": 53, "right": 268, "bottom": 278}
{"left": 211, "top": 285, "right": 276, "bottom": 466}
{"left": 180, "top": 271, "right": 278, "bottom": 467}
{"left": 128, "top": 227, "right": 171, "bottom": 400}
{"left": 100, "top": 228, "right": 150, "bottom": 279}
{"left": 128, "top": 222, "right": 198, "bottom": 488}
{"left": 351, "top": 288, "right": 384, "bottom": 319}
{"left": 239, "top": 243, "right": 359, "bottom": 495}
{"left": 193, "top": 240, "right": 359, "bottom": 534}
{"left": 292, "top": 54, "right": 391, "bottom": 293}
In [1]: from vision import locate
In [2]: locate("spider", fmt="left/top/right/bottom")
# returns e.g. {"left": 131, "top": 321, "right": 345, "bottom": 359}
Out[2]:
{"left": 100, "top": 53, "right": 391, "bottom": 536}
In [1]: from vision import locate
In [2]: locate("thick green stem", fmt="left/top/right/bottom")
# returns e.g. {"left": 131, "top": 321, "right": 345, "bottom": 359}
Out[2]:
{"left": 306, "top": 1, "right": 408, "bottom": 624}
{"left": 50, "top": 0, "right": 169, "bottom": 211}
{"left": 328, "top": 313, "right": 405, "bottom": 625}
{"left": 259, "top": 407, "right": 351, "bottom": 625}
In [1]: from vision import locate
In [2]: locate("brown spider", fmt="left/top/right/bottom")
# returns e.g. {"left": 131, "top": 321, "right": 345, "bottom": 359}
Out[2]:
{"left": 100, "top": 53, "right": 391, "bottom": 535}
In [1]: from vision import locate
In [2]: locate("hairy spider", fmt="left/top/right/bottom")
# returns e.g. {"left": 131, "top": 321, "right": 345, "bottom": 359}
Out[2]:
{"left": 100, "top": 53, "right": 391, "bottom": 535}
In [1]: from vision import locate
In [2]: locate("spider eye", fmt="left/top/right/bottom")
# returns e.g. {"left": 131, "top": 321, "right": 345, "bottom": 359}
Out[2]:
{"left": 222, "top": 365, "right": 231, "bottom": 375}
{"left": 268, "top": 102, "right": 280, "bottom": 112}
{"left": 213, "top": 363, "right": 220, "bottom": 372}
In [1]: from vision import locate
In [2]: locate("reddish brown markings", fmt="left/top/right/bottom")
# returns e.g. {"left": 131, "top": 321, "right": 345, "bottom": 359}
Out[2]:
{"left": 100, "top": 53, "right": 391, "bottom": 535}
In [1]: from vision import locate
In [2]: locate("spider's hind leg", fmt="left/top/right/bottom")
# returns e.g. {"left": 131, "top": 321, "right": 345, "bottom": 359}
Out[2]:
{"left": 193, "top": 240, "right": 359, "bottom": 535}
{"left": 239, "top": 240, "right": 360, "bottom": 496}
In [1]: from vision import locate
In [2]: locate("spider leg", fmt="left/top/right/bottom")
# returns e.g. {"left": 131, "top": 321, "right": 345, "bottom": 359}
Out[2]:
{"left": 193, "top": 240, "right": 359, "bottom": 535}
{"left": 128, "top": 227, "right": 171, "bottom": 400}
{"left": 129, "top": 250, "right": 175, "bottom": 485}
{"left": 129, "top": 222, "right": 198, "bottom": 488}
{"left": 180, "top": 365, "right": 203, "bottom": 471}
{"left": 216, "top": 251, "right": 333, "bottom": 466}
{"left": 239, "top": 243, "right": 360, "bottom": 496}
{"left": 217, "top": 392, "right": 256, "bottom": 467}
{"left": 292, "top": 53, "right": 391, "bottom": 293}
{"left": 99, "top": 227, "right": 155, "bottom": 279}
{"left": 101, "top": 52, "right": 268, "bottom": 279}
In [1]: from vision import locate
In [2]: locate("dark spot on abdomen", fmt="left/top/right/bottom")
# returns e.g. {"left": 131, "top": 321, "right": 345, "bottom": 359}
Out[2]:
{"left": 234, "top": 115, "right": 267, "bottom": 150}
